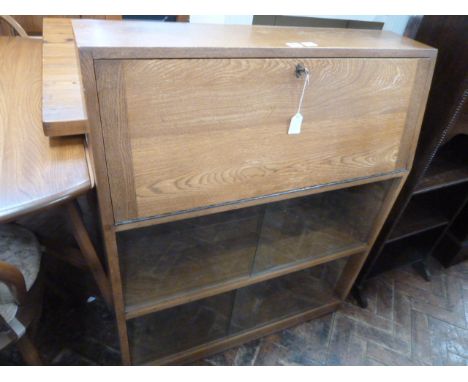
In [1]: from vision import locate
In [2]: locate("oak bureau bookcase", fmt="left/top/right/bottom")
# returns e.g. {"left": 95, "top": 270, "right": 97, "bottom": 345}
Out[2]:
{"left": 72, "top": 19, "right": 436, "bottom": 365}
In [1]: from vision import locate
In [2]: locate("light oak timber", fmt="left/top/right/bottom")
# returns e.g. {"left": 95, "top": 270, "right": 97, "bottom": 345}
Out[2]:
{"left": 74, "top": 20, "right": 436, "bottom": 365}
{"left": 0, "top": 16, "right": 28, "bottom": 37}
{"left": 0, "top": 37, "right": 91, "bottom": 222}
{"left": 0, "top": 36, "right": 112, "bottom": 364}
{"left": 0, "top": 37, "right": 114, "bottom": 318}
{"left": 114, "top": 170, "right": 407, "bottom": 231}
{"left": 78, "top": 48, "right": 132, "bottom": 365}
{"left": 96, "top": 57, "right": 418, "bottom": 222}
{"left": 94, "top": 60, "right": 137, "bottom": 220}
{"left": 72, "top": 19, "right": 436, "bottom": 59}
{"left": 396, "top": 58, "right": 437, "bottom": 169}
{"left": 42, "top": 18, "right": 87, "bottom": 137}
{"left": 6, "top": 16, "right": 122, "bottom": 36}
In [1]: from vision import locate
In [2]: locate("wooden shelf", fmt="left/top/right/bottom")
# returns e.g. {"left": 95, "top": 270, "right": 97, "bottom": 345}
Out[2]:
{"left": 433, "top": 230, "right": 468, "bottom": 267}
{"left": 150, "top": 301, "right": 340, "bottom": 366}
{"left": 369, "top": 226, "right": 445, "bottom": 278}
{"left": 123, "top": 244, "right": 364, "bottom": 320}
{"left": 449, "top": 202, "right": 468, "bottom": 242}
{"left": 415, "top": 160, "right": 468, "bottom": 194}
{"left": 415, "top": 135, "right": 468, "bottom": 194}
{"left": 127, "top": 259, "right": 347, "bottom": 365}
{"left": 118, "top": 181, "right": 390, "bottom": 318}
{"left": 388, "top": 198, "right": 449, "bottom": 242}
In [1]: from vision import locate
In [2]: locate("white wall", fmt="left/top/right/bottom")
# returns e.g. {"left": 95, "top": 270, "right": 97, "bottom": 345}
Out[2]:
{"left": 190, "top": 15, "right": 253, "bottom": 25}
{"left": 189, "top": 15, "right": 411, "bottom": 35}
{"left": 319, "top": 15, "right": 411, "bottom": 34}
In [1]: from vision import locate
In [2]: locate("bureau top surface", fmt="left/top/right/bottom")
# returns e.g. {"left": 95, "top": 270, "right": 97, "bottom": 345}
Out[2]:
{"left": 72, "top": 19, "right": 436, "bottom": 59}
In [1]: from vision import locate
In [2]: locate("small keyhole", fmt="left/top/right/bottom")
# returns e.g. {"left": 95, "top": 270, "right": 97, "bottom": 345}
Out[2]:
{"left": 295, "top": 64, "right": 307, "bottom": 78}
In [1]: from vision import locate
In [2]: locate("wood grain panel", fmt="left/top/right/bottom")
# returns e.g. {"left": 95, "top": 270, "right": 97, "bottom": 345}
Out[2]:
{"left": 78, "top": 49, "right": 132, "bottom": 364}
{"left": 10, "top": 16, "right": 121, "bottom": 36}
{"left": 75, "top": 20, "right": 436, "bottom": 365}
{"left": 114, "top": 170, "right": 406, "bottom": 232}
{"left": 71, "top": 19, "right": 436, "bottom": 59}
{"left": 95, "top": 61, "right": 138, "bottom": 221}
{"left": 0, "top": 38, "right": 90, "bottom": 222}
{"left": 42, "top": 18, "right": 88, "bottom": 136}
{"left": 396, "top": 58, "right": 436, "bottom": 169}
{"left": 96, "top": 58, "right": 418, "bottom": 222}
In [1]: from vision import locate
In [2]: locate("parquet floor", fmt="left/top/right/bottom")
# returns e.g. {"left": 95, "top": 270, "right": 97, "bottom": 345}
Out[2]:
{"left": 0, "top": 204, "right": 467, "bottom": 365}
{"left": 1, "top": 257, "right": 466, "bottom": 365}
{"left": 200, "top": 259, "right": 468, "bottom": 365}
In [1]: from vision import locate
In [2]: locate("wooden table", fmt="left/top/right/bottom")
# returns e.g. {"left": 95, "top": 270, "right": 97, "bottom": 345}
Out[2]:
{"left": 42, "top": 18, "right": 87, "bottom": 137}
{"left": 0, "top": 37, "right": 91, "bottom": 221}
{"left": 0, "top": 36, "right": 111, "bottom": 306}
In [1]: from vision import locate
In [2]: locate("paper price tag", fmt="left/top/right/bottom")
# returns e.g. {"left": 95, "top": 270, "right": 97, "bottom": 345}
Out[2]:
{"left": 288, "top": 67, "right": 309, "bottom": 135}
{"left": 301, "top": 41, "right": 318, "bottom": 47}
{"left": 288, "top": 112, "right": 303, "bottom": 135}
{"left": 286, "top": 42, "right": 303, "bottom": 48}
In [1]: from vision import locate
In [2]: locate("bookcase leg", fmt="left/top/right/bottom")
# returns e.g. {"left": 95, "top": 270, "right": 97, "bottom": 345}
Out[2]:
{"left": 100, "top": 226, "right": 132, "bottom": 365}
{"left": 412, "top": 260, "right": 431, "bottom": 282}
{"left": 352, "top": 285, "right": 368, "bottom": 309}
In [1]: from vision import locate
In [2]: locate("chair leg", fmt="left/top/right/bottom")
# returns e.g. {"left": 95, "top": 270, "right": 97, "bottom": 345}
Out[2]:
{"left": 16, "top": 335, "right": 42, "bottom": 365}
{"left": 29, "top": 315, "right": 41, "bottom": 340}
{"left": 66, "top": 200, "right": 113, "bottom": 307}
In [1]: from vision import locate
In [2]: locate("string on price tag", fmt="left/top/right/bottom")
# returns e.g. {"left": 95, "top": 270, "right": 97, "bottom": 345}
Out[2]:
{"left": 288, "top": 67, "right": 310, "bottom": 135}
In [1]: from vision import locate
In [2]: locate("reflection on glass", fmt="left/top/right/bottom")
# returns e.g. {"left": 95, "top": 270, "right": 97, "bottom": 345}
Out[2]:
{"left": 128, "top": 256, "right": 349, "bottom": 364}
{"left": 118, "top": 180, "right": 391, "bottom": 308}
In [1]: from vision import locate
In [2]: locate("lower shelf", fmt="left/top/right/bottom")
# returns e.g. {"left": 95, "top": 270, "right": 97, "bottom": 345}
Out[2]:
{"left": 415, "top": 135, "right": 468, "bottom": 194}
{"left": 127, "top": 257, "right": 348, "bottom": 365}
{"left": 388, "top": 197, "right": 449, "bottom": 242}
{"left": 433, "top": 230, "right": 468, "bottom": 267}
{"left": 369, "top": 226, "right": 446, "bottom": 277}
{"left": 118, "top": 180, "right": 392, "bottom": 318}
{"left": 147, "top": 301, "right": 340, "bottom": 366}
{"left": 450, "top": 201, "right": 468, "bottom": 242}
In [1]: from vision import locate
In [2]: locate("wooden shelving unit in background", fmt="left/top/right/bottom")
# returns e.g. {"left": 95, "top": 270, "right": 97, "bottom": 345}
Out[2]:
{"left": 354, "top": 16, "right": 468, "bottom": 307}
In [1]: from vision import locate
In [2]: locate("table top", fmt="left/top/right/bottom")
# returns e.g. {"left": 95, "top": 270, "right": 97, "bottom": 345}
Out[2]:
{"left": 0, "top": 37, "right": 92, "bottom": 223}
{"left": 42, "top": 18, "right": 87, "bottom": 137}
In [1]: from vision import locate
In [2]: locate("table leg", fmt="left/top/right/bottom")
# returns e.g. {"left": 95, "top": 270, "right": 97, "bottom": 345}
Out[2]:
{"left": 65, "top": 200, "right": 113, "bottom": 307}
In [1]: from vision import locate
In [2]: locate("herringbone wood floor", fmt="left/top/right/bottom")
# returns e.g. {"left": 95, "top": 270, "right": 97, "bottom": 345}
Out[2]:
{"left": 198, "top": 259, "right": 468, "bottom": 366}
{"left": 1, "top": 255, "right": 467, "bottom": 365}
{"left": 1, "top": 204, "right": 467, "bottom": 365}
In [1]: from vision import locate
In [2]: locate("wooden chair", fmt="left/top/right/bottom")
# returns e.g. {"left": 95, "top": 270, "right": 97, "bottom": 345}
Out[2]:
{"left": 0, "top": 16, "right": 29, "bottom": 37}
{"left": 0, "top": 24, "right": 114, "bottom": 364}
{"left": 0, "top": 224, "right": 43, "bottom": 365}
